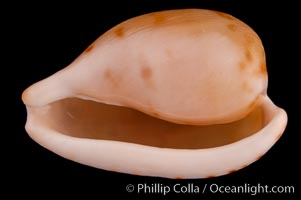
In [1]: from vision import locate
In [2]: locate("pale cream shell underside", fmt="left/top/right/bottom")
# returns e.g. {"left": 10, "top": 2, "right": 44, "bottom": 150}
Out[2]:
{"left": 25, "top": 95, "right": 287, "bottom": 179}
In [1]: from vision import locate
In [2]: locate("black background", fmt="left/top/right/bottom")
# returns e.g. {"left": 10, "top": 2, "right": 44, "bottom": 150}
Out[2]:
{"left": 8, "top": 0, "right": 298, "bottom": 199}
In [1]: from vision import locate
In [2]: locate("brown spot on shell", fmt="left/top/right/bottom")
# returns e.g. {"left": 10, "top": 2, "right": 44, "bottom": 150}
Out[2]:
{"left": 153, "top": 14, "right": 165, "bottom": 25}
{"left": 141, "top": 66, "right": 152, "bottom": 80}
{"left": 242, "top": 81, "right": 252, "bottom": 93}
{"left": 239, "top": 61, "right": 247, "bottom": 71}
{"left": 85, "top": 44, "right": 94, "bottom": 53}
{"left": 261, "top": 48, "right": 265, "bottom": 57}
{"left": 175, "top": 176, "right": 182, "bottom": 179}
{"left": 228, "top": 169, "right": 237, "bottom": 174}
{"left": 206, "top": 175, "right": 216, "bottom": 179}
{"left": 245, "top": 34, "right": 255, "bottom": 48}
{"left": 104, "top": 69, "right": 119, "bottom": 88}
{"left": 114, "top": 26, "right": 125, "bottom": 38}
{"left": 227, "top": 23, "right": 237, "bottom": 31}
{"left": 239, "top": 50, "right": 253, "bottom": 72}
{"left": 240, "top": 164, "right": 250, "bottom": 170}
{"left": 245, "top": 50, "right": 252, "bottom": 62}
{"left": 260, "top": 62, "right": 267, "bottom": 75}
{"left": 253, "top": 61, "right": 267, "bottom": 76}
{"left": 215, "top": 11, "right": 235, "bottom": 20}
{"left": 256, "top": 154, "right": 264, "bottom": 160}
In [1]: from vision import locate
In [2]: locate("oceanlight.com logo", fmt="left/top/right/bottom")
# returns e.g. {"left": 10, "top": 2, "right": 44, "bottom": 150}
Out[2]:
{"left": 125, "top": 183, "right": 295, "bottom": 196}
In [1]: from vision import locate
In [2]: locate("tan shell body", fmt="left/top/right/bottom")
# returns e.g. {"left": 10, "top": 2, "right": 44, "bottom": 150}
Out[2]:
{"left": 23, "top": 9, "right": 267, "bottom": 125}
{"left": 22, "top": 9, "right": 287, "bottom": 179}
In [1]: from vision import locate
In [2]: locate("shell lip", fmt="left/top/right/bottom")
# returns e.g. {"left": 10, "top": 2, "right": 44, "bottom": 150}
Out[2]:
{"left": 24, "top": 95, "right": 287, "bottom": 179}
